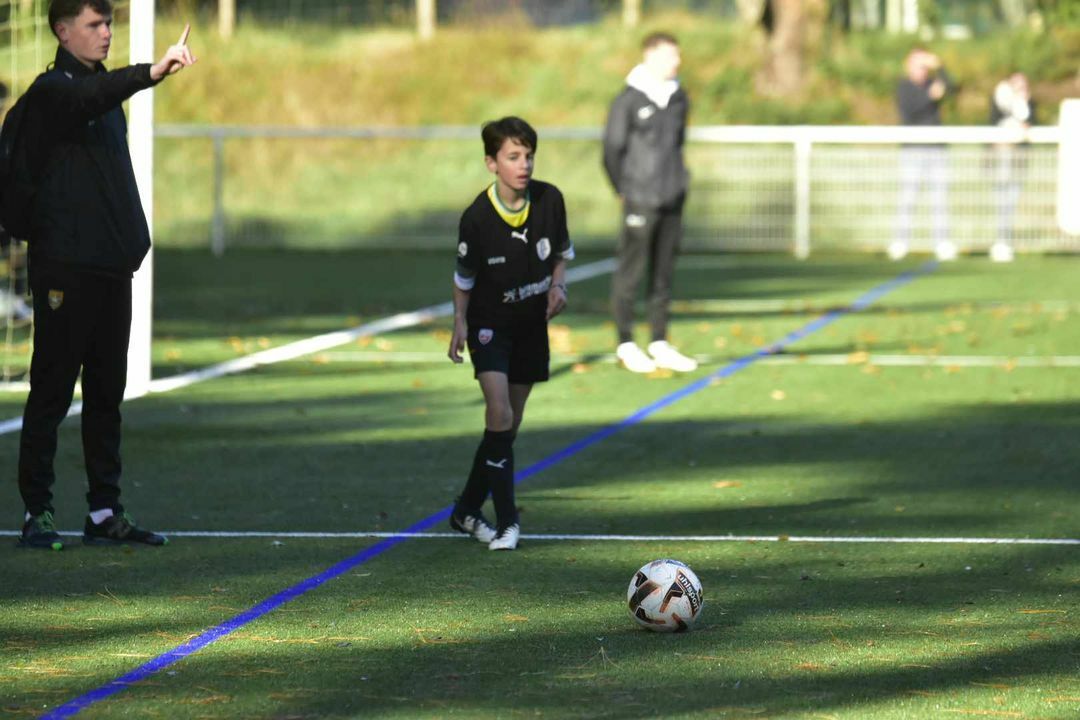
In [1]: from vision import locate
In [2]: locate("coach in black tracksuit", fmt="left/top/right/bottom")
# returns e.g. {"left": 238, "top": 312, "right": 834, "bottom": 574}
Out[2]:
{"left": 16, "top": 0, "right": 195, "bottom": 550}
{"left": 602, "top": 31, "right": 697, "bottom": 374}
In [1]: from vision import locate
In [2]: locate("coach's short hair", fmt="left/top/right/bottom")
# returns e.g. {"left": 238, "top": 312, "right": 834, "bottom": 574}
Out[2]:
{"left": 642, "top": 31, "right": 678, "bottom": 51}
{"left": 481, "top": 116, "right": 538, "bottom": 158}
{"left": 49, "top": 0, "right": 114, "bottom": 39}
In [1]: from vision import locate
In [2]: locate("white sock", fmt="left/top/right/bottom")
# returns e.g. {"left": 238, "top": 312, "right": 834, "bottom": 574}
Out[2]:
{"left": 89, "top": 508, "right": 114, "bottom": 525}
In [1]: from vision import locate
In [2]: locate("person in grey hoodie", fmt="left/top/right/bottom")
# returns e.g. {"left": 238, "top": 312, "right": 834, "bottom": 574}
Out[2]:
{"left": 603, "top": 32, "right": 697, "bottom": 374}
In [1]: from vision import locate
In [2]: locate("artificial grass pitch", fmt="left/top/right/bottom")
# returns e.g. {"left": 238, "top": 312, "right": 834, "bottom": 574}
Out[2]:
{"left": 1, "top": 251, "right": 1077, "bottom": 718}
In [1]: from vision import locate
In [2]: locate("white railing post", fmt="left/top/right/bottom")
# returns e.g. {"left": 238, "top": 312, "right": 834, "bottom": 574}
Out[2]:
{"left": 211, "top": 133, "right": 227, "bottom": 256}
{"left": 793, "top": 133, "right": 812, "bottom": 259}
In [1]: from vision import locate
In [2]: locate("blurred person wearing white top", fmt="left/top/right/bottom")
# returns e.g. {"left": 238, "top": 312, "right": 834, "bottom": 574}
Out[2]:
{"left": 989, "top": 72, "right": 1035, "bottom": 263}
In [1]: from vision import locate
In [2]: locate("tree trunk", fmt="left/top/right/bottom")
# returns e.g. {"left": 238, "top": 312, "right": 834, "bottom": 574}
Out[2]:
{"left": 755, "top": 0, "right": 826, "bottom": 98}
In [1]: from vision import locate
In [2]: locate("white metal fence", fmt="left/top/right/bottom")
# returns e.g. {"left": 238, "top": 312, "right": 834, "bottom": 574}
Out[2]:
{"left": 153, "top": 123, "right": 1073, "bottom": 256}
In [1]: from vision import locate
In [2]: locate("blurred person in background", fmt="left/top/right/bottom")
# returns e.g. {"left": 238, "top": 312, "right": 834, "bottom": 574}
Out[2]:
{"left": 603, "top": 32, "right": 697, "bottom": 374}
{"left": 988, "top": 72, "right": 1035, "bottom": 263}
{"left": 891, "top": 48, "right": 956, "bottom": 262}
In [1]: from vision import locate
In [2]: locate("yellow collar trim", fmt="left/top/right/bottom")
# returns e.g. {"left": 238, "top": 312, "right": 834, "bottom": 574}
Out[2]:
{"left": 487, "top": 183, "right": 530, "bottom": 228}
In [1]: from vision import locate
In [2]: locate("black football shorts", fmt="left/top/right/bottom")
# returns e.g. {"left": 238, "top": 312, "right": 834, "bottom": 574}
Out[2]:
{"left": 468, "top": 322, "right": 550, "bottom": 384}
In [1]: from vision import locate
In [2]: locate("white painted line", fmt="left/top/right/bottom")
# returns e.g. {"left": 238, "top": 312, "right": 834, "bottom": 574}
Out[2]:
{"left": 4, "top": 530, "right": 1075, "bottom": 545}
{"left": 298, "top": 350, "right": 1080, "bottom": 369}
{"left": 0, "top": 258, "right": 618, "bottom": 435}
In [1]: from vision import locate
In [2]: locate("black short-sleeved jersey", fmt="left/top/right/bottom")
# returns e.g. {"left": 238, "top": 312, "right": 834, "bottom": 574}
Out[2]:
{"left": 455, "top": 180, "right": 574, "bottom": 329}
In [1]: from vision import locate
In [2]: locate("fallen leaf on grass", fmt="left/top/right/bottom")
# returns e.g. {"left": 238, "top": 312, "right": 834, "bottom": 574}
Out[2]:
{"left": 548, "top": 324, "right": 574, "bottom": 353}
{"left": 1018, "top": 609, "right": 1065, "bottom": 614}
{"left": 770, "top": 390, "right": 786, "bottom": 401}
{"left": 847, "top": 351, "right": 870, "bottom": 365}
{"left": 794, "top": 663, "right": 825, "bottom": 671}
{"left": 503, "top": 614, "right": 529, "bottom": 623}
{"left": 712, "top": 480, "right": 743, "bottom": 489}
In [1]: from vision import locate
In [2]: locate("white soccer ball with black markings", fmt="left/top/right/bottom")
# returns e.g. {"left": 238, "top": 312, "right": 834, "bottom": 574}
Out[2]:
{"left": 626, "top": 559, "right": 704, "bottom": 632}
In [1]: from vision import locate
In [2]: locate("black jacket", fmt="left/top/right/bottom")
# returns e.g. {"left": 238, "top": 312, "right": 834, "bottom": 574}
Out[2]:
{"left": 25, "top": 48, "right": 158, "bottom": 276}
{"left": 602, "top": 79, "right": 689, "bottom": 210}
{"left": 896, "top": 68, "right": 954, "bottom": 126}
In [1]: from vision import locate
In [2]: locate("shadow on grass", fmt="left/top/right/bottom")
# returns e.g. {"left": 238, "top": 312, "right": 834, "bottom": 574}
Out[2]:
{"left": 4, "top": 536, "right": 1075, "bottom": 718}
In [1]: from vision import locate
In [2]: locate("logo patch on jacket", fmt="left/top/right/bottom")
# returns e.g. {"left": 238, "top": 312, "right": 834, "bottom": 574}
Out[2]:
{"left": 537, "top": 237, "right": 551, "bottom": 261}
{"left": 47, "top": 290, "right": 63, "bottom": 310}
{"left": 626, "top": 214, "right": 647, "bottom": 228}
{"left": 478, "top": 328, "right": 494, "bottom": 345}
{"left": 637, "top": 106, "right": 656, "bottom": 120}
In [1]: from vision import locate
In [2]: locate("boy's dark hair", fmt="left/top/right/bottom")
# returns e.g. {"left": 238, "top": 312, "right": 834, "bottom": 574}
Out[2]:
{"left": 49, "top": 0, "right": 113, "bottom": 39}
{"left": 642, "top": 32, "right": 678, "bottom": 51}
{"left": 481, "top": 116, "right": 537, "bottom": 158}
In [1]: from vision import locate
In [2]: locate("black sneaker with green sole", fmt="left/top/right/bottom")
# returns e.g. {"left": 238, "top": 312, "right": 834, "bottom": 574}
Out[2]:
{"left": 18, "top": 511, "right": 64, "bottom": 550}
{"left": 83, "top": 512, "right": 168, "bottom": 546}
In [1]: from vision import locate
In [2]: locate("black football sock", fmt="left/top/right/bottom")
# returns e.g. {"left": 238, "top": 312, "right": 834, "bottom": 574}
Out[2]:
{"left": 481, "top": 429, "right": 517, "bottom": 530}
{"left": 457, "top": 436, "right": 491, "bottom": 513}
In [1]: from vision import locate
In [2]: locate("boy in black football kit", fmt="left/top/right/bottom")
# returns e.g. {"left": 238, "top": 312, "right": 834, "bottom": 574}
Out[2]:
{"left": 447, "top": 117, "right": 573, "bottom": 551}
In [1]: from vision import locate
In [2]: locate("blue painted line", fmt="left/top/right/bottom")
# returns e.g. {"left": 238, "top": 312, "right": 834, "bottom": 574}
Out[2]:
{"left": 40, "top": 260, "right": 936, "bottom": 719}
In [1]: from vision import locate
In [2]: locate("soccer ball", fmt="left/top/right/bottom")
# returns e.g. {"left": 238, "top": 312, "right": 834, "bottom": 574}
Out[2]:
{"left": 626, "top": 559, "right": 704, "bottom": 632}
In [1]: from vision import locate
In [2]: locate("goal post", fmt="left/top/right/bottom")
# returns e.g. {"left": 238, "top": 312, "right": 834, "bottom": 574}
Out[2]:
{"left": 1057, "top": 99, "right": 1080, "bottom": 236}
{"left": 127, "top": 1, "right": 154, "bottom": 398}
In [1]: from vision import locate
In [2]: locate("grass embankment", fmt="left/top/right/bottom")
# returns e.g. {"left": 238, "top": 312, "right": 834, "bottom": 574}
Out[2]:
{"left": 145, "top": 12, "right": 1080, "bottom": 250}
{"left": 4, "top": 11, "right": 1079, "bottom": 249}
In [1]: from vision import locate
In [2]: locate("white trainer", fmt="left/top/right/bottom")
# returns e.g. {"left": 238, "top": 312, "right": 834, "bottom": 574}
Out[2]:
{"left": 449, "top": 508, "right": 497, "bottom": 544}
{"left": 989, "top": 242, "right": 1014, "bottom": 263}
{"left": 935, "top": 240, "right": 959, "bottom": 262}
{"left": 648, "top": 340, "right": 698, "bottom": 372}
{"left": 489, "top": 524, "right": 520, "bottom": 551}
{"left": 886, "top": 241, "right": 909, "bottom": 261}
{"left": 616, "top": 342, "right": 656, "bottom": 374}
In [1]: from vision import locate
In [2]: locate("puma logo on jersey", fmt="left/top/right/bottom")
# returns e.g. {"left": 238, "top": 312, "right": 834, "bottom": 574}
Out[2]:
{"left": 510, "top": 228, "right": 529, "bottom": 244}
{"left": 485, "top": 458, "right": 508, "bottom": 469}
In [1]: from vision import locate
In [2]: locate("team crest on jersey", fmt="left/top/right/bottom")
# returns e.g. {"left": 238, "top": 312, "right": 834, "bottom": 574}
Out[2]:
{"left": 537, "top": 237, "right": 551, "bottom": 261}
{"left": 458, "top": 242, "right": 468, "bottom": 258}
{"left": 637, "top": 105, "right": 656, "bottom": 120}
{"left": 478, "top": 328, "right": 494, "bottom": 345}
{"left": 48, "top": 290, "right": 64, "bottom": 310}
